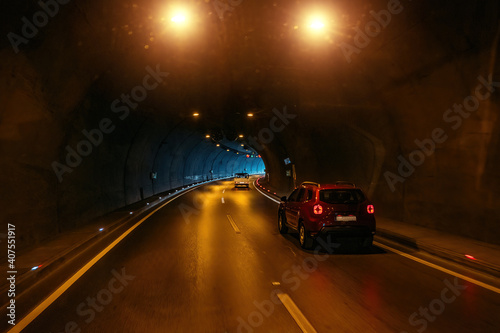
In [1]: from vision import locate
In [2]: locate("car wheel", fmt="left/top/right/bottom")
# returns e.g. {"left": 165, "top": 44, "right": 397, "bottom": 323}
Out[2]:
{"left": 359, "top": 237, "right": 373, "bottom": 253}
{"left": 299, "top": 223, "right": 313, "bottom": 249}
{"left": 278, "top": 213, "right": 288, "bottom": 234}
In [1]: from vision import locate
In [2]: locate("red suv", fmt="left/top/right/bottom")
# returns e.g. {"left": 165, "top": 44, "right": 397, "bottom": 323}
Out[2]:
{"left": 278, "top": 181, "right": 376, "bottom": 250}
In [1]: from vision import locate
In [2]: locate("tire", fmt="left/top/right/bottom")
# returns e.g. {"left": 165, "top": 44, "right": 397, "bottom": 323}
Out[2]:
{"left": 299, "top": 223, "right": 314, "bottom": 250}
{"left": 278, "top": 213, "right": 288, "bottom": 234}
{"left": 359, "top": 237, "right": 373, "bottom": 253}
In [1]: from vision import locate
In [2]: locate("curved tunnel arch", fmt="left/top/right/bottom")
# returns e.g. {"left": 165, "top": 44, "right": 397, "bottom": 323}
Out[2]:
{"left": 1, "top": 0, "right": 500, "bottom": 250}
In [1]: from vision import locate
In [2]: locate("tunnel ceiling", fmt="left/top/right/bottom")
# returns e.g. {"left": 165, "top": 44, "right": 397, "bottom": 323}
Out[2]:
{"left": 2, "top": 0, "right": 500, "bottom": 248}
{"left": 3, "top": 0, "right": 495, "bottom": 128}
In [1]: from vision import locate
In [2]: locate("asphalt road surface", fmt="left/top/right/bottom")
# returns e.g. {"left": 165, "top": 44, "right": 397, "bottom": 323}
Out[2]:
{"left": 10, "top": 178, "right": 500, "bottom": 332}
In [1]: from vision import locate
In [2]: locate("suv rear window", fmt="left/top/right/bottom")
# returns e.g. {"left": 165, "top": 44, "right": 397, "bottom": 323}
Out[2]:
{"left": 319, "top": 189, "right": 365, "bottom": 204}
{"left": 235, "top": 173, "right": 249, "bottom": 178}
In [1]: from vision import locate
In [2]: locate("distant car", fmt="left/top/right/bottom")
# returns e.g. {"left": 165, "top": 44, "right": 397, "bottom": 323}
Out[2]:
{"left": 234, "top": 173, "right": 250, "bottom": 188}
{"left": 278, "top": 181, "right": 376, "bottom": 250}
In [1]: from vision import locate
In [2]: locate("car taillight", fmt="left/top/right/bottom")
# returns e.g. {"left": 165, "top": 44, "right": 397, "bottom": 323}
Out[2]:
{"left": 313, "top": 204, "right": 323, "bottom": 215}
{"left": 367, "top": 205, "right": 374, "bottom": 214}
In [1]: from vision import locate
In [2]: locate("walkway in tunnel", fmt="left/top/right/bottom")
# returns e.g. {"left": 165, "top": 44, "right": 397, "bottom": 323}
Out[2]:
{"left": 8, "top": 178, "right": 500, "bottom": 333}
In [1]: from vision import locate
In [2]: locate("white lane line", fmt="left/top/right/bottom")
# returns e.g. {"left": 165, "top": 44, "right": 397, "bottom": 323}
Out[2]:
{"left": 277, "top": 292, "right": 317, "bottom": 333}
{"left": 253, "top": 180, "right": 281, "bottom": 204}
{"left": 8, "top": 187, "right": 199, "bottom": 333}
{"left": 226, "top": 214, "right": 241, "bottom": 234}
{"left": 223, "top": 189, "right": 225, "bottom": 193}
{"left": 222, "top": 197, "right": 225, "bottom": 204}
{"left": 374, "top": 241, "right": 500, "bottom": 294}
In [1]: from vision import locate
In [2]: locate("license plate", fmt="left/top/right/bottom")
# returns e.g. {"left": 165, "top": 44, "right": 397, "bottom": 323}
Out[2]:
{"left": 336, "top": 215, "right": 356, "bottom": 222}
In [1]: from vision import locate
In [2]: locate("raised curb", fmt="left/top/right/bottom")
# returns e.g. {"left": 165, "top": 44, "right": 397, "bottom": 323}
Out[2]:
{"left": 376, "top": 228, "right": 500, "bottom": 278}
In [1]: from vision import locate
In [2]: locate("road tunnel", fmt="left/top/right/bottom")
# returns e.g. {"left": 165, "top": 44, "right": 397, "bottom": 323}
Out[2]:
{"left": 1, "top": 0, "right": 500, "bottom": 250}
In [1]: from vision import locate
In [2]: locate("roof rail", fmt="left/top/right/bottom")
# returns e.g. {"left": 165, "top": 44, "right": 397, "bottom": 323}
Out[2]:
{"left": 301, "top": 181, "right": 320, "bottom": 188}
{"left": 335, "top": 181, "right": 356, "bottom": 187}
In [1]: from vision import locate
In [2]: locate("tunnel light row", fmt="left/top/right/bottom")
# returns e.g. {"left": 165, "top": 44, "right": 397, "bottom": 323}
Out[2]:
{"left": 196, "top": 112, "right": 253, "bottom": 118}
{"left": 167, "top": 7, "right": 329, "bottom": 35}
{"left": 205, "top": 134, "right": 245, "bottom": 138}
{"left": 205, "top": 134, "right": 261, "bottom": 157}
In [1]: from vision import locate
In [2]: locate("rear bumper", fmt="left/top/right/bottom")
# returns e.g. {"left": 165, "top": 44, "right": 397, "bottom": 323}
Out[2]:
{"left": 317, "top": 226, "right": 374, "bottom": 237}
{"left": 312, "top": 226, "right": 375, "bottom": 246}
{"left": 312, "top": 226, "right": 375, "bottom": 248}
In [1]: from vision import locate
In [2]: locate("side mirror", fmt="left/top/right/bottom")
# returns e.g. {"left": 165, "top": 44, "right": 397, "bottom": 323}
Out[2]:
{"left": 281, "top": 196, "right": 287, "bottom": 202}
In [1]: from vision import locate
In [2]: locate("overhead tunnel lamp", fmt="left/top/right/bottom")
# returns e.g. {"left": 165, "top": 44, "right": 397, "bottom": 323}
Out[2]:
{"left": 171, "top": 13, "right": 186, "bottom": 23}
{"left": 193, "top": 112, "right": 200, "bottom": 117}
{"left": 205, "top": 134, "right": 210, "bottom": 138}
{"left": 170, "top": 6, "right": 190, "bottom": 26}
{"left": 300, "top": 10, "right": 334, "bottom": 41}
{"left": 238, "top": 134, "right": 244, "bottom": 138}
{"left": 247, "top": 113, "right": 254, "bottom": 117}
{"left": 309, "top": 17, "right": 325, "bottom": 30}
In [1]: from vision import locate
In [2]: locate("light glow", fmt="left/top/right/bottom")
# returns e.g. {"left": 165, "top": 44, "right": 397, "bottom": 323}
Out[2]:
{"left": 164, "top": 5, "right": 194, "bottom": 32}
{"left": 465, "top": 254, "right": 476, "bottom": 260}
{"left": 367, "top": 205, "right": 375, "bottom": 214}
{"left": 301, "top": 10, "right": 335, "bottom": 41}
{"left": 309, "top": 19, "right": 325, "bottom": 30}
{"left": 171, "top": 13, "right": 186, "bottom": 23}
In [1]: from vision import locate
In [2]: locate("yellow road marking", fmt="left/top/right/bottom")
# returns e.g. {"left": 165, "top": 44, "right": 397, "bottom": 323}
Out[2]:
{"left": 226, "top": 215, "right": 241, "bottom": 234}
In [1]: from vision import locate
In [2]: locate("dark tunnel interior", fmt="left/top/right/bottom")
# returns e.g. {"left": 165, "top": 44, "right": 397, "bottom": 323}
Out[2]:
{"left": 1, "top": 0, "right": 500, "bottom": 250}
